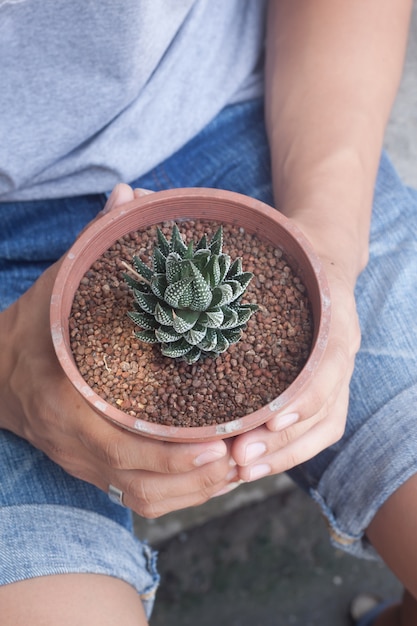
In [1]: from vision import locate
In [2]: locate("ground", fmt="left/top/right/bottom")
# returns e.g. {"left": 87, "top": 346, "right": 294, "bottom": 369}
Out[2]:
{"left": 149, "top": 487, "right": 401, "bottom": 626}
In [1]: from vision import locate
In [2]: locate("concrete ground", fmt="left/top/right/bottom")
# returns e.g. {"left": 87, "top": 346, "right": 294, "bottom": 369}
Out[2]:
{"left": 135, "top": 6, "right": 417, "bottom": 624}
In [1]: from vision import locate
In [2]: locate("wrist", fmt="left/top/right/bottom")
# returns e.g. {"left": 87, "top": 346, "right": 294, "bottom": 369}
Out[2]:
{"left": 293, "top": 216, "right": 369, "bottom": 288}
{"left": 272, "top": 155, "right": 373, "bottom": 285}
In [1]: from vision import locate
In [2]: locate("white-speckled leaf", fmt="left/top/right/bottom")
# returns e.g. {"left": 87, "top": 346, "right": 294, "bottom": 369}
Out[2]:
{"left": 164, "top": 277, "right": 193, "bottom": 308}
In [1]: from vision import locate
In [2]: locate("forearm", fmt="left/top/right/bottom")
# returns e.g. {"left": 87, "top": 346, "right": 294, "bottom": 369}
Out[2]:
{"left": 0, "top": 265, "right": 58, "bottom": 436}
{"left": 265, "top": 0, "right": 412, "bottom": 284}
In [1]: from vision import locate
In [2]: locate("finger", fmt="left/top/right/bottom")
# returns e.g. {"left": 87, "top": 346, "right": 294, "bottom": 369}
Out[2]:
{"left": 76, "top": 184, "right": 136, "bottom": 239}
{"left": 266, "top": 330, "right": 356, "bottom": 432}
{"left": 133, "top": 187, "right": 154, "bottom": 197}
{"left": 79, "top": 417, "right": 228, "bottom": 474}
{"left": 103, "top": 183, "right": 135, "bottom": 213}
{"left": 231, "top": 415, "right": 323, "bottom": 468}
{"left": 106, "top": 460, "right": 238, "bottom": 518}
{"left": 232, "top": 367, "right": 351, "bottom": 468}
{"left": 237, "top": 380, "right": 350, "bottom": 481}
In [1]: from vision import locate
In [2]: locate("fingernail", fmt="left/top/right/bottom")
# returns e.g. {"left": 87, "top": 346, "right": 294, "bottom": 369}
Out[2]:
{"left": 248, "top": 464, "right": 271, "bottom": 481}
{"left": 194, "top": 448, "right": 225, "bottom": 467}
{"left": 212, "top": 480, "right": 244, "bottom": 498}
{"left": 226, "top": 467, "right": 239, "bottom": 482}
{"left": 244, "top": 442, "right": 267, "bottom": 464}
{"left": 269, "top": 412, "right": 299, "bottom": 431}
{"left": 102, "top": 187, "right": 118, "bottom": 214}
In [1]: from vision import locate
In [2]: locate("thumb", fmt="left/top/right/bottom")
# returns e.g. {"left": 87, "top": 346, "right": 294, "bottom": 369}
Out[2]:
{"left": 102, "top": 183, "right": 136, "bottom": 214}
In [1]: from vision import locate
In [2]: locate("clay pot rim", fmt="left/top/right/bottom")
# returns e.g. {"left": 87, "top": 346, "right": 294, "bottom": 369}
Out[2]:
{"left": 50, "top": 187, "right": 331, "bottom": 442}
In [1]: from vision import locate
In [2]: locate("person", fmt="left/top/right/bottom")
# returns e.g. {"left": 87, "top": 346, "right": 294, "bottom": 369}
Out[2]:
{"left": 0, "top": 1, "right": 416, "bottom": 624}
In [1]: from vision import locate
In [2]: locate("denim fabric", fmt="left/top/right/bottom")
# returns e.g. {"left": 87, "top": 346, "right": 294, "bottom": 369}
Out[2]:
{"left": 1, "top": 97, "right": 417, "bottom": 606}
{"left": 0, "top": 429, "right": 159, "bottom": 616}
{"left": 289, "top": 153, "right": 417, "bottom": 558}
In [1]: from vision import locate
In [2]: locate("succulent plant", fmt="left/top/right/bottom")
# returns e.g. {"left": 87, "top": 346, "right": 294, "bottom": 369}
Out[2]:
{"left": 125, "top": 223, "right": 258, "bottom": 364}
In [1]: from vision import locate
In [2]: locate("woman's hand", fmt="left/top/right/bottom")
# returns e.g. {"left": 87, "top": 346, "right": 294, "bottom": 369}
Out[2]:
{"left": 0, "top": 184, "right": 236, "bottom": 518}
{"left": 237, "top": 0, "right": 411, "bottom": 484}
{"left": 230, "top": 233, "right": 361, "bottom": 481}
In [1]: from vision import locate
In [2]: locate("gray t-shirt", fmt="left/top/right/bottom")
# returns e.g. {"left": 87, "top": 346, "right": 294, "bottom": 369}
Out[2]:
{"left": 0, "top": 0, "right": 267, "bottom": 201}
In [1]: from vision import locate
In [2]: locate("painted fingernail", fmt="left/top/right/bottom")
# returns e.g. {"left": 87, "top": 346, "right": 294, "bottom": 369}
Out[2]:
{"left": 248, "top": 464, "right": 271, "bottom": 481}
{"left": 269, "top": 412, "right": 299, "bottom": 431}
{"left": 244, "top": 442, "right": 267, "bottom": 464}
{"left": 194, "top": 448, "right": 226, "bottom": 467}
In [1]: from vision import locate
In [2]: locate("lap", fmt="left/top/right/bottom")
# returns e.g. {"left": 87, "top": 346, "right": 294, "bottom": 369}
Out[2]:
{"left": 1, "top": 100, "right": 416, "bottom": 597}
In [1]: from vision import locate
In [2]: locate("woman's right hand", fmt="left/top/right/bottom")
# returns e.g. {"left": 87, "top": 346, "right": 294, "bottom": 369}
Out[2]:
{"left": 0, "top": 184, "right": 235, "bottom": 517}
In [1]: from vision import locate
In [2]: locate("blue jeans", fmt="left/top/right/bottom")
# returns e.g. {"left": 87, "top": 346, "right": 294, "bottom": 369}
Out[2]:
{"left": 1, "top": 100, "right": 417, "bottom": 611}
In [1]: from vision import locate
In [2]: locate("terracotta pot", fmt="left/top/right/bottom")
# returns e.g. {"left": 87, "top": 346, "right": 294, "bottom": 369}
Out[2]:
{"left": 50, "top": 188, "right": 330, "bottom": 442}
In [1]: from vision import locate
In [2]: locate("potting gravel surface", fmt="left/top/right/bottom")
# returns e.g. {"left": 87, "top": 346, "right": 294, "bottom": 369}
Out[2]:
{"left": 69, "top": 221, "right": 313, "bottom": 427}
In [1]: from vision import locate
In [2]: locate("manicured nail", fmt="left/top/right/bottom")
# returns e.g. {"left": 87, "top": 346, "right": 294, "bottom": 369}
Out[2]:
{"left": 248, "top": 464, "right": 271, "bottom": 481}
{"left": 212, "top": 480, "right": 244, "bottom": 498}
{"left": 194, "top": 448, "right": 225, "bottom": 467}
{"left": 269, "top": 412, "right": 299, "bottom": 431}
{"left": 244, "top": 442, "right": 267, "bottom": 464}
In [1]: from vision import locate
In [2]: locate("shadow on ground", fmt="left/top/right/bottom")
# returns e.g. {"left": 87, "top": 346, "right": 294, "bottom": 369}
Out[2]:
{"left": 149, "top": 487, "right": 401, "bottom": 626}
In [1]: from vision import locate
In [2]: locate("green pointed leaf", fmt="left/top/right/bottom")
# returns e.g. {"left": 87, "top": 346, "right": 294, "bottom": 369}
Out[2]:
{"left": 153, "top": 246, "right": 167, "bottom": 274}
{"left": 196, "top": 234, "right": 208, "bottom": 250}
{"left": 172, "top": 309, "right": 200, "bottom": 333}
{"left": 132, "top": 255, "right": 153, "bottom": 283}
{"left": 161, "top": 339, "right": 193, "bottom": 358}
{"left": 192, "top": 249, "right": 211, "bottom": 272}
{"left": 184, "top": 325, "right": 207, "bottom": 346}
{"left": 197, "top": 327, "right": 217, "bottom": 351}
{"left": 209, "top": 226, "right": 223, "bottom": 255}
{"left": 171, "top": 224, "right": 188, "bottom": 255}
{"left": 156, "top": 227, "right": 170, "bottom": 257}
{"left": 123, "top": 272, "right": 141, "bottom": 291}
{"left": 202, "top": 255, "right": 221, "bottom": 288}
{"left": 133, "top": 289, "right": 158, "bottom": 314}
{"left": 210, "top": 284, "right": 234, "bottom": 307}
{"left": 182, "top": 346, "right": 202, "bottom": 364}
{"left": 164, "top": 277, "right": 193, "bottom": 308}
{"left": 135, "top": 329, "right": 158, "bottom": 343}
{"left": 222, "top": 328, "right": 242, "bottom": 344}
{"left": 226, "top": 258, "right": 242, "bottom": 279}
{"left": 184, "top": 240, "right": 194, "bottom": 259}
{"left": 214, "top": 330, "right": 229, "bottom": 353}
{"left": 154, "top": 302, "right": 173, "bottom": 325}
{"left": 165, "top": 252, "right": 184, "bottom": 284}
{"left": 236, "top": 306, "right": 254, "bottom": 325}
{"left": 178, "top": 283, "right": 194, "bottom": 308}
{"left": 235, "top": 272, "right": 254, "bottom": 291}
{"left": 224, "top": 280, "right": 245, "bottom": 301}
{"left": 155, "top": 326, "right": 182, "bottom": 343}
{"left": 217, "top": 254, "right": 231, "bottom": 283}
{"left": 189, "top": 264, "right": 212, "bottom": 311}
{"left": 150, "top": 274, "right": 168, "bottom": 299}
{"left": 219, "top": 306, "right": 239, "bottom": 329}
{"left": 128, "top": 311, "right": 158, "bottom": 330}
{"left": 200, "top": 308, "right": 224, "bottom": 328}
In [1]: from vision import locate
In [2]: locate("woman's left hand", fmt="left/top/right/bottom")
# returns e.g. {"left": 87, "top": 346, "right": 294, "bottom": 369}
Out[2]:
{"left": 229, "top": 248, "right": 361, "bottom": 482}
